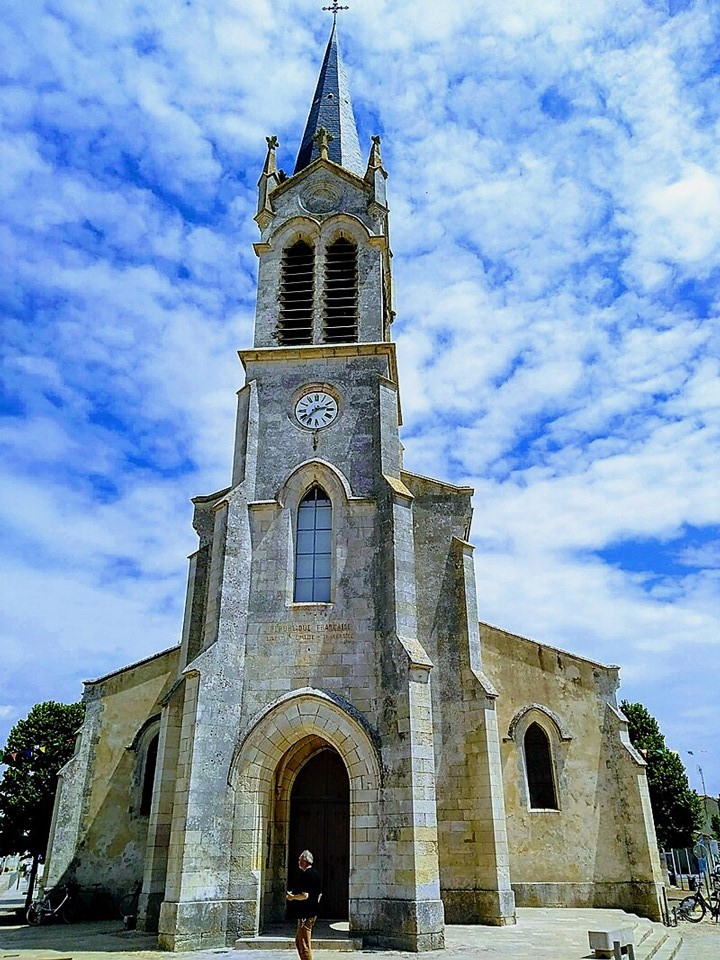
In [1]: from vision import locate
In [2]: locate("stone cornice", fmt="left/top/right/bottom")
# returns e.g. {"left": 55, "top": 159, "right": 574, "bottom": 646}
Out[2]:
{"left": 271, "top": 156, "right": 370, "bottom": 202}
{"left": 384, "top": 473, "right": 414, "bottom": 501}
{"left": 191, "top": 486, "right": 231, "bottom": 505}
{"left": 84, "top": 645, "right": 181, "bottom": 688}
{"left": 451, "top": 535, "right": 475, "bottom": 553}
{"left": 401, "top": 470, "right": 475, "bottom": 496}
{"left": 239, "top": 341, "right": 399, "bottom": 387}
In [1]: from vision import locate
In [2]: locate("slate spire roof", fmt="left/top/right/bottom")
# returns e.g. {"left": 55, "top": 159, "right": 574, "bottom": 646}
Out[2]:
{"left": 294, "top": 21, "right": 364, "bottom": 177}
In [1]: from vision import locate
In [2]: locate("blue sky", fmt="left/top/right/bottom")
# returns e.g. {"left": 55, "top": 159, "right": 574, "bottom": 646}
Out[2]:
{"left": 1, "top": 0, "right": 719, "bottom": 800}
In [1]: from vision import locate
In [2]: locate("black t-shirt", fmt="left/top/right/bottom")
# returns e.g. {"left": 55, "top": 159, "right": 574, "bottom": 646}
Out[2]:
{"left": 287, "top": 865, "right": 322, "bottom": 919}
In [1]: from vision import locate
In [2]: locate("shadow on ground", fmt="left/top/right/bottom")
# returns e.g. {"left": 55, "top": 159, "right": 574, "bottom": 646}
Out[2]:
{"left": 0, "top": 918, "right": 159, "bottom": 953}
{"left": 0, "top": 908, "right": 26, "bottom": 925}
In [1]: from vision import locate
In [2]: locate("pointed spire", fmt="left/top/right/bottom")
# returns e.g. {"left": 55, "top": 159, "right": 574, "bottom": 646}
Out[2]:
{"left": 294, "top": 21, "right": 364, "bottom": 177}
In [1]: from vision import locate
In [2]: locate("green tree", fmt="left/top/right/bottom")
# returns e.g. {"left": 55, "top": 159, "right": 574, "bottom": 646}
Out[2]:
{"left": 0, "top": 700, "right": 84, "bottom": 905}
{"left": 711, "top": 812, "right": 720, "bottom": 841}
{"left": 620, "top": 700, "right": 703, "bottom": 849}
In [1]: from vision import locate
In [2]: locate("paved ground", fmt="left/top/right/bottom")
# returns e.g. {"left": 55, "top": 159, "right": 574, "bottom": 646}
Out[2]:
{"left": 675, "top": 921, "right": 719, "bottom": 959}
{"left": 665, "top": 885, "right": 719, "bottom": 959}
{"left": 1, "top": 883, "right": 716, "bottom": 960}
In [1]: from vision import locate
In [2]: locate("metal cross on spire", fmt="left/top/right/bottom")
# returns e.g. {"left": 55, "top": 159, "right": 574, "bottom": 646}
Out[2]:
{"left": 322, "top": 1, "right": 349, "bottom": 24}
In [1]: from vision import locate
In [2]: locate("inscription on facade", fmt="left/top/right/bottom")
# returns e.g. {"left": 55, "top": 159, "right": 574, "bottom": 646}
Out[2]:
{"left": 264, "top": 622, "right": 353, "bottom": 643}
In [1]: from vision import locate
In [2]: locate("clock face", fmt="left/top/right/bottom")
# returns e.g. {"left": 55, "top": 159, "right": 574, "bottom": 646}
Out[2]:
{"left": 295, "top": 391, "right": 339, "bottom": 429}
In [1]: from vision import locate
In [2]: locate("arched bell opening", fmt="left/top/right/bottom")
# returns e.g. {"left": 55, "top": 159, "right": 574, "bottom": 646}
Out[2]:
{"left": 278, "top": 239, "right": 314, "bottom": 345}
{"left": 323, "top": 237, "right": 358, "bottom": 344}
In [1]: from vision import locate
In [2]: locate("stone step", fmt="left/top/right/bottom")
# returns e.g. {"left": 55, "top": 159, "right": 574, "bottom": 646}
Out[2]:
{"left": 584, "top": 913, "right": 681, "bottom": 960}
{"left": 234, "top": 923, "right": 362, "bottom": 951}
{"left": 233, "top": 935, "right": 362, "bottom": 951}
{"left": 634, "top": 925, "right": 683, "bottom": 960}
{"left": 643, "top": 930, "right": 683, "bottom": 960}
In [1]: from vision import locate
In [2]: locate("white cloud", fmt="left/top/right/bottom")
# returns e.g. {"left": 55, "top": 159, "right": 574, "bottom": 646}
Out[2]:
{"left": 1, "top": 0, "right": 718, "bottom": 796}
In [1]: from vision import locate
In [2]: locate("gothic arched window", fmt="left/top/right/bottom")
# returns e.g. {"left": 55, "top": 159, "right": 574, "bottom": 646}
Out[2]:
{"left": 323, "top": 238, "right": 358, "bottom": 343}
{"left": 140, "top": 732, "right": 159, "bottom": 816}
{"left": 279, "top": 240, "right": 314, "bottom": 345}
{"left": 524, "top": 722, "right": 558, "bottom": 810}
{"left": 294, "top": 486, "right": 332, "bottom": 602}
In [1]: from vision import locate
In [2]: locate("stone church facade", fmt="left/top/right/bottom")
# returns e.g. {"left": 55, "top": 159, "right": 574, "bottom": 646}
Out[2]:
{"left": 44, "top": 22, "right": 665, "bottom": 952}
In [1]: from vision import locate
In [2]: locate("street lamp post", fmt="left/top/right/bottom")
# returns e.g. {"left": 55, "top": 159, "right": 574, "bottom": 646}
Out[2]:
{"left": 696, "top": 764, "right": 710, "bottom": 832}
{"left": 690, "top": 758, "right": 716, "bottom": 876}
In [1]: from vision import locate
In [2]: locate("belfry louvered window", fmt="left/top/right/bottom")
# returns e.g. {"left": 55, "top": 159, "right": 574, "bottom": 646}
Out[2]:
{"left": 294, "top": 486, "right": 332, "bottom": 602}
{"left": 323, "top": 238, "right": 358, "bottom": 343}
{"left": 524, "top": 722, "right": 558, "bottom": 810}
{"left": 278, "top": 240, "right": 314, "bottom": 345}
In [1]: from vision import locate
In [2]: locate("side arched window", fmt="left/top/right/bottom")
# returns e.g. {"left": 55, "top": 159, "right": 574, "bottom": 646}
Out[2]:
{"left": 524, "top": 722, "right": 558, "bottom": 810}
{"left": 323, "top": 238, "right": 358, "bottom": 343}
{"left": 295, "top": 486, "right": 332, "bottom": 602}
{"left": 279, "top": 240, "right": 314, "bottom": 345}
{"left": 140, "top": 732, "right": 159, "bottom": 816}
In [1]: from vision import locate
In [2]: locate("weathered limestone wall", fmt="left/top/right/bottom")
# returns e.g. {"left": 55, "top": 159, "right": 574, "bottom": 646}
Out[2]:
{"left": 240, "top": 347, "right": 397, "bottom": 502}
{"left": 481, "top": 624, "right": 664, "bottom": 920}
{"left": 157, "top": 483, "right": 254, "bottom": 951}
{"left": 44, "top": 648, "right": 178, "bottom": 899}
{"left": 405, "top": 472, "right": 515, "bottom": 926}
{"left": 44, "top": 702, "right": 102, "bottom": 891}
{"left": 138, "top": 687, "right": 184, "bottom": 931}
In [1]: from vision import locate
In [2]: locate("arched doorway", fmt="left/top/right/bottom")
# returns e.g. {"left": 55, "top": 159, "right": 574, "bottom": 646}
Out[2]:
{"left": 288, "top": 748, "right": 349, "bottom": 919}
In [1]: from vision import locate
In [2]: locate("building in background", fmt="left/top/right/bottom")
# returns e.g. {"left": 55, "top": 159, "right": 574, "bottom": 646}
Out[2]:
{"left": 698, "top": 794, "right": 719, "bottom": 838}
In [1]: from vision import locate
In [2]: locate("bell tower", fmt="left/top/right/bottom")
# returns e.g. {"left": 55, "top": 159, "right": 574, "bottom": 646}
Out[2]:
{"left": 150, "top": 14, "right": 515, "bottom": 951}
{"left": 233, "top": 15, "right": 396, "bottom": 504}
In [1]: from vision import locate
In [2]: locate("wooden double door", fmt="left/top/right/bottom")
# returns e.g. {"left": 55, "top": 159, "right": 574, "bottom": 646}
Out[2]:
{"left": 287, "top": 748, "right": 350, "bottom": 919}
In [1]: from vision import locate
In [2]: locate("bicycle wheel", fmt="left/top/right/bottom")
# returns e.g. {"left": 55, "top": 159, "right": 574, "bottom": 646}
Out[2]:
{"left": 677, "top": 894, "right": 705, "bottom": 922}
{"left": 60, "top": 900, "right": 77, "bottom": 923}
{"left": 26, "top": 901, "right": 42, "bottom": 925}
{"left": 709, "top": 891, "right": 720, "bottom": 921}
{"left": 118, "top": 891, "right": 137, "bottom": 919}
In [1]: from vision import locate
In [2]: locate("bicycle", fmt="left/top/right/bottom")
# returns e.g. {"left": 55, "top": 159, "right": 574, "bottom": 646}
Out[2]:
{"left": 676, "top": 872, "right": 720, "bottom": 923}
{"left": 118, "top": 879, "right": 142, "bottom": 922}
{"left": 26, "top": 879, "right": 78, "bottom": 925}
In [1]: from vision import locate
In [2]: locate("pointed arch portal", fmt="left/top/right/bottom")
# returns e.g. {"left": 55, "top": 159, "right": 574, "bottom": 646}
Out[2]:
{"left": 228, "top": 689, "right": 381, "bottom": 936}
{"left": 288, "top": 748, "right": 349, "bottom": 919}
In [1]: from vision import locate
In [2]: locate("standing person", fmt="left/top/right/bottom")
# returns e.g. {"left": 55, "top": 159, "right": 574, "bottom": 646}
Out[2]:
{"left": 287, "top": 849, "right": 322, "bottom": 960}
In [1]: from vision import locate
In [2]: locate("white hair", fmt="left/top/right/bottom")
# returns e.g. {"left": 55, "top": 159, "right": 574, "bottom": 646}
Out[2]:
{"left": 299, "top": 850, "right": 314, "bottom": 864}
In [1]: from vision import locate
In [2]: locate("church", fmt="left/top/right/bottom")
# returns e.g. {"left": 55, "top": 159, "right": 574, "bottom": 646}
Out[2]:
{"left": 44, "top": 17, "right": 665, "bottom": 952}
